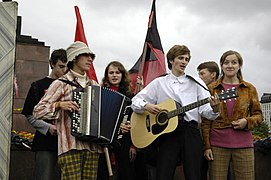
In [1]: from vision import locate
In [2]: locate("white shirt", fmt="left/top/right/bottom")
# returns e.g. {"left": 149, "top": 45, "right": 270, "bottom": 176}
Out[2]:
{"left": 131, "top": 73, "right": 219, "bottom": 122}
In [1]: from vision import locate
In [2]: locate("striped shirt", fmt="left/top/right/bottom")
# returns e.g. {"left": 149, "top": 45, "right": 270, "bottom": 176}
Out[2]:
{"left": 33, "top": 70, "right": 101, "bottom": 155}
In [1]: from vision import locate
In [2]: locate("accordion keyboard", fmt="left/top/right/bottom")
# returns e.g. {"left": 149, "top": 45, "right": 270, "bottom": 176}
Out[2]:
{"left": 71, "top": 90, "right": 82, "bottom": 135}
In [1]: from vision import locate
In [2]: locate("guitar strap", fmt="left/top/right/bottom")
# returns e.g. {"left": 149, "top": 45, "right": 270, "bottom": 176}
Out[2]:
{"left": 186, "top": 75, "right": 210, "bottom": 92}
{"left": 175, "top": 75, "right": 209, "bottom": 128}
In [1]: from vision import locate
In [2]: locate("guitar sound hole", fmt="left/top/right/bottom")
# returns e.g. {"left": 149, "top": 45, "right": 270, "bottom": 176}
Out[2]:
{"left": 156, "top": 111, "right": 168, "bottom": 126}
{"left": 152, "top": 111, "right": 169, "bottom": 135}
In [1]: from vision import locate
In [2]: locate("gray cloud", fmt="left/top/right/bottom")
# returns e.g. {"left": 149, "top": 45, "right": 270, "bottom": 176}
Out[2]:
{"left": 183, "top": 0, "right": 271, "bottom": 18}
{"left": 16, "top": 0, "right": 271, "bottom": 96}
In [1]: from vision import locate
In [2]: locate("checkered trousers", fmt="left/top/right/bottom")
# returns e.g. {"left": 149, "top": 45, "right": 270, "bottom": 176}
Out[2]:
{"left": 209, "top": 146, "right": 254, "bottom": 180}
{"left": 58, "top": 149, "right": 99, "bottom": 180}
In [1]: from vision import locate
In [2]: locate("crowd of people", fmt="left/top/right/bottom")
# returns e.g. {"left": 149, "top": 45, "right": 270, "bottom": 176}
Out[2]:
{"left": 22, "top": 41, "right": 263, "bottom": 180}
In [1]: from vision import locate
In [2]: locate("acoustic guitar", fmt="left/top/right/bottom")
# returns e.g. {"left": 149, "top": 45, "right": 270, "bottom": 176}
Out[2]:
{"left": 130, "top": 88, "right": 238, "bottom": 148}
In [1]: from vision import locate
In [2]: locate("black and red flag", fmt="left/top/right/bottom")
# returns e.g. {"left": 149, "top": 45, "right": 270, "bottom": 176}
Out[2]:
{"left": 74, "top": 6, "right": 99, "bottom": 82}
{"left": 129, "top": 0, "right": 166, "bottom": 93}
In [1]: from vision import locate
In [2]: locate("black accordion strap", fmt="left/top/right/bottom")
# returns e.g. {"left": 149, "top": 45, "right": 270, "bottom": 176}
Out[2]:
{"left": 58, "top": 79, "right": 82, "bottom": 89}
{"left": 186, "top": 74, "right": 210, "bottom": 92}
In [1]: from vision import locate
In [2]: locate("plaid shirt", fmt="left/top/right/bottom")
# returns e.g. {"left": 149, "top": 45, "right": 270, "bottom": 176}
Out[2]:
{"left": 33, "top": 70, "right": 101, "bottom": 155}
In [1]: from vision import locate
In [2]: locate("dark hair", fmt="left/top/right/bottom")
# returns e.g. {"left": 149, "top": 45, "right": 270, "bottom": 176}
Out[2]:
{"left": 220, "top": 50, "right": 243, "bottom": 80}
{"left": 102, "top": 61, "right": 133, "bottom": 96}
{"left": 49, "top": 49, "right": 67, "bottom": 69}
{"left": 197, "top": 61, "right": 220, "bottom": 80}
{"left": 166, "top": 45, "right": 191, "bottom": 70}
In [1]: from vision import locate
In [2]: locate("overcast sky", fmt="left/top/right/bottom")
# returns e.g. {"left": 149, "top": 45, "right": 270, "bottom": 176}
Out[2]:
{"left": 15, "top": 0, "right": 270, "bottom": 97}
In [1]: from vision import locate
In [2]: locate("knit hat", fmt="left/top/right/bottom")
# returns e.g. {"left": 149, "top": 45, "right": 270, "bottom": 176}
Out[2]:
{"left": 66, "top": 41, "right": 95, "bottom": 62}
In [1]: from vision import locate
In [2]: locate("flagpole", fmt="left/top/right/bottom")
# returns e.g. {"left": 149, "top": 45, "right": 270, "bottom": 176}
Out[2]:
{"left": 135, "top": 42, "right": 148, "bottom": 94}
{"left": 104, "top": 147, "right": 113, "bottom": 176}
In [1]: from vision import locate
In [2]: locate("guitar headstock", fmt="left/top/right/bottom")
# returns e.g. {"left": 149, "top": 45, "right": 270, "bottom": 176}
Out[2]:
{"left": 218, "top": 87, "right": 238, "bottom": 101}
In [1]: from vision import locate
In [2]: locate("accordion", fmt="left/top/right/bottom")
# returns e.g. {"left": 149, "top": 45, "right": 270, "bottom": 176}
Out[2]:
{"left": 71, "top": 85, "right": 131, "bottom": 144}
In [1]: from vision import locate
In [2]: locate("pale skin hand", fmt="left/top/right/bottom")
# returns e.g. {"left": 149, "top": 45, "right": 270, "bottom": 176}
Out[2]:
{"left": 144, "top": 103, "right": 162, "bottom": 114}
{"left": 120, "top": 121, "right": 131, "bottom": 134}
{"left": 231, "top": 118, "right": 247, "bottom": 129}
{"left": 204, "top": 149, "right": 214, "bottom": 161}
{"left": 48, "top": 124, "right": 57, "bottom": 136}
{"left": 58, "top": 101, "right": 79, "bottom": 112}
{"left": 129, "top": 146, "right": 137, "bottom": 162}
{"left": 119, "top": 122, "right": 137, "bottom": 161}
{"left": 208, "top": 94, "right": 220, "bottom": 113}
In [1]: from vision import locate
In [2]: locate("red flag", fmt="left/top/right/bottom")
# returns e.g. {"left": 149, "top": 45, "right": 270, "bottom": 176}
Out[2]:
{"left": 74, "top": 6, "right": 98, "bottom": 82}
{"left": 129, "top": 0, "right": 166, "bottom": 93}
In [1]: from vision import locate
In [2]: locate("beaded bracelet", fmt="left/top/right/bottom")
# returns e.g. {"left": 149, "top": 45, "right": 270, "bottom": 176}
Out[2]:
{"left": 55, "top": 102, "right": 60, "bottom": 108}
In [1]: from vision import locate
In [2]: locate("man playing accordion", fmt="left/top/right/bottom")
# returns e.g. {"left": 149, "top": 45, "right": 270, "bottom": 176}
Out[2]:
{"left": 33, "top": 41, "right": 101, "bottom": 180}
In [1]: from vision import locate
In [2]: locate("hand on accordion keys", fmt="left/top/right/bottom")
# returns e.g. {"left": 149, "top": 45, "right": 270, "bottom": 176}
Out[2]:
{"left": 56, "top": 101, "right": 79, "bottom": 112}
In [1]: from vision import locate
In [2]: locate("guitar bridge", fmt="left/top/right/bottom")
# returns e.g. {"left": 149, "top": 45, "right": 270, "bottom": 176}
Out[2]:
{"left": 146, "top": 114, "right": 151, "bottom": 132}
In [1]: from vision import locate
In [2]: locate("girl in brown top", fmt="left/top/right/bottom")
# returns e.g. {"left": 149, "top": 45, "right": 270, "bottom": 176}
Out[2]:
{"left": 202, "top": 50, "right": 263, "bottom": 180}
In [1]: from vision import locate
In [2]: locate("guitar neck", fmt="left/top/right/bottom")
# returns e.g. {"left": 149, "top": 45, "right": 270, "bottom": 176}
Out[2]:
{"left": 168, "top": 98, "right": 209, "bottom": 118}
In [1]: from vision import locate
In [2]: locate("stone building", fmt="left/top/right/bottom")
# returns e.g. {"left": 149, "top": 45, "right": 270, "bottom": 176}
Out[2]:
{"left": 260, "top": 93, "right": 271, "bottom": 128}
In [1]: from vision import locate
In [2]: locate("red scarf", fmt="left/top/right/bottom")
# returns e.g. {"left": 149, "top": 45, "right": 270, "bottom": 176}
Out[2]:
{"left": 109, "top": 85, "right": 119, "bottom": 92}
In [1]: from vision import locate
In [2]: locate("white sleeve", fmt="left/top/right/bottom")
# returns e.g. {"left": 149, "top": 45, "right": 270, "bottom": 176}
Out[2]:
{"left": 131, "top": 95, "right": 148, "bottom": 113}
{"left": 131, "top": 80, "right": 158, "bottom": 113}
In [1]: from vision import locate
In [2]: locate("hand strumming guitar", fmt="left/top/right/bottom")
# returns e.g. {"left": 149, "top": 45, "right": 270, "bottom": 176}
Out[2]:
{"left": 144, "top": 103, "right": 162, "bottom": 114}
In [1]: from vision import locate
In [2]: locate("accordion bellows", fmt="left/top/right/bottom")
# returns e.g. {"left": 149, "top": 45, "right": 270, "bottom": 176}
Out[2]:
{"left": 71, "top": 85, "right": 131, "bottom": 144}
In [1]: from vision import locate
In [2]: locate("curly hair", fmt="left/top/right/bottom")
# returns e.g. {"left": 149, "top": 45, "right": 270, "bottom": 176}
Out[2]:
{"left": 102, "top": 61, "right": 133, "bottom": 96}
